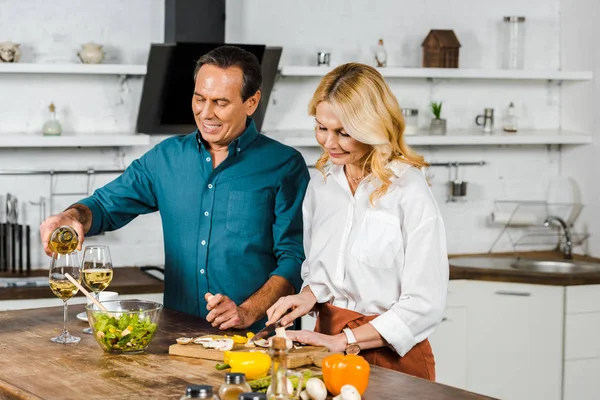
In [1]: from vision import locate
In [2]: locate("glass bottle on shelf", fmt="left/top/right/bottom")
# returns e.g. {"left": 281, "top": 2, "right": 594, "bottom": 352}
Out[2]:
{"left": 503, "top": 102, "right": 518, "bottom": 133}
{"left": 502, "top": 16, "right": 526, "bottom": 69}
{"left": 42, "top": 102, "right": 63, "bottom": 136}
{"left": 375, "top": 39, "right": 388, "bottom": 67}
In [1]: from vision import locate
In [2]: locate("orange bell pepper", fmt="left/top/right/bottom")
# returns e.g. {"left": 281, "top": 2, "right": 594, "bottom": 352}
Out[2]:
{"left": 322, "top": 354, "right": 370, "bottom": 396}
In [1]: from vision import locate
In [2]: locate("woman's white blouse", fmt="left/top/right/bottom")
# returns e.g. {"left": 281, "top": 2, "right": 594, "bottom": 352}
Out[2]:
{"left": 302, "top": 161, "right": 449, "bottom": 356}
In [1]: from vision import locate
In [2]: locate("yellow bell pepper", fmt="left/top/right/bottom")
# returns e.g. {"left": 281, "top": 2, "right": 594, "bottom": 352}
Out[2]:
{"left": 232, "top": 335, "right": 248, "bottom": 344}
{"left": 322, "top": 354, "right": 370, "bottom": 396}
{"left": 223, "top": 351, "right": 272, "bottom": 380}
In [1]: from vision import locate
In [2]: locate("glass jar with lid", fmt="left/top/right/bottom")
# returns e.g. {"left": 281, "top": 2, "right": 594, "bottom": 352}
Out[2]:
{"left": 180, "top": 385, "right": 218, "bottom": 399}
{"left": 219, "top": 373, "right": 252, "bottom": 400}
{"left": 502, "top": 16, "right": 526, "bottom": 69}
{"left": 402, "top": 108, "right": 419, "bottom": 135}
{"left": 239, "top": 393, "right": 267, "bottom": 400}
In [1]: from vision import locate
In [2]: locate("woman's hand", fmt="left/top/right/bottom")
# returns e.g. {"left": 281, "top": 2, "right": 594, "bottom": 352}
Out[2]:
{"left": 285, "top": 330, "right": 347, "bottom": 353}
{"left": 266, "top": 287, "right": 317, "bottom": 327}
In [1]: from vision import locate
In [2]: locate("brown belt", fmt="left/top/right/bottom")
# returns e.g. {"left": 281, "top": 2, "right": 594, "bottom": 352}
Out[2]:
{"left": 314, "top": 302, "right": 436, "bottom": 381}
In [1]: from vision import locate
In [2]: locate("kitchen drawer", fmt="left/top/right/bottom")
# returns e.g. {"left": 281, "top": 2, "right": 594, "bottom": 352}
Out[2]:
{"left": 565, "top": 312, "right": 600, "bottom": 360}
{"left": 446, "top": 280, "right": 470, "bottom": 307}
{"left": 566, "top": 285, "right": 600, "bottom": 313}
{"left": 429, "top": 306, "right": 468, "bottom": 389}
{"left": 563, "top": 359, "right": 600, "bottom": 400}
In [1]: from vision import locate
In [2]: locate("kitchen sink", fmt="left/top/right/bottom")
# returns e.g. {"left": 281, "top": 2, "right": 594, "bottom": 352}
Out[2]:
{"left": 510, "top": 260, "right": 600, "bottom": 273}
{"left": 449, "top": 256, "right": 600, "bottom": 274}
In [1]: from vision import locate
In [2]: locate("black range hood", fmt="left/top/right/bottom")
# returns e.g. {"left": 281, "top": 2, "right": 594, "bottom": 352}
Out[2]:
{"left": 136, "top": 42, "right": 281, "bottom": 134}
{"left": 136, "top": 0, "right": 281, "bottom": 134}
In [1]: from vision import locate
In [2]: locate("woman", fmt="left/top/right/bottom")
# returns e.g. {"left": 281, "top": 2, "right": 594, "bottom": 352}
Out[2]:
{"left": 266, "top": 63, "right": 449, "bottom": 380}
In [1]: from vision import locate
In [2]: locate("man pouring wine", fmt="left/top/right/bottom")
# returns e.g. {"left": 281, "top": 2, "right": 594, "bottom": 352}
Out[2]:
{"left": 40, "top": 45, "right": 309, "bottom": 331}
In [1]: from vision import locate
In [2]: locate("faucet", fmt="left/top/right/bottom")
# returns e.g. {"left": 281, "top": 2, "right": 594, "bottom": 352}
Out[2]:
{"left": 544, "top": 216, "right": 573, "bottom": 260}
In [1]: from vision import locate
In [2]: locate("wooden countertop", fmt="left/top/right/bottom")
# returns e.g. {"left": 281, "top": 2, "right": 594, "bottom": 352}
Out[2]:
{"left": 0, "top": 306, "right": 492, "bottom": 400}
{"left": 0, "top": 266, "right": 164, "bottom": 301}
{"left": 450, "top": 251, "right": 600, "bottom": 286}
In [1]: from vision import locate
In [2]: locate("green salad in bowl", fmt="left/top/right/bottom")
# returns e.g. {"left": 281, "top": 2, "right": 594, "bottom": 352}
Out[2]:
{"left": 86, "top": 300, "right": 163, "bottom": 354}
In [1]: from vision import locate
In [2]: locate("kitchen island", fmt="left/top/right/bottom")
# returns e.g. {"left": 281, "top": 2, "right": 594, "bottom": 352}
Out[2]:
{"left": 0, "top": 306, "right": 492, "bottom": 400}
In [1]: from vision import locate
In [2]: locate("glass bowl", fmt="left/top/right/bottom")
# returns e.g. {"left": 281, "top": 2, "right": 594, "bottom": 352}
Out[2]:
{"left": 86, "top": 300, "right": 163, "bottom": 354}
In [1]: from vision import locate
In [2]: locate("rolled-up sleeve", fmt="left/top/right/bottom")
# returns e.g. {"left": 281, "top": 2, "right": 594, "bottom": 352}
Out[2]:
{"left": 78, "top": 149, "right": 159, "bottom": 237}
{"left": 270, "top": 152, "right": 310, "bottom": 293}
{"left": 370, "top": 215, "right": 449, "bottom": 356}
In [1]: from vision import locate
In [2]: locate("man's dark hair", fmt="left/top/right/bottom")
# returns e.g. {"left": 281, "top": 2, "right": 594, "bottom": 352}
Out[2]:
{"left": 194, "top": 45, "right": 262, "bottom": 102}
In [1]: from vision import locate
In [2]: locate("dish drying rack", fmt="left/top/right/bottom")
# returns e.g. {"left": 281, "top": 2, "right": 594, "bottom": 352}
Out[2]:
{"left": 487, "top": 200, "right": 588, "bottom": 255}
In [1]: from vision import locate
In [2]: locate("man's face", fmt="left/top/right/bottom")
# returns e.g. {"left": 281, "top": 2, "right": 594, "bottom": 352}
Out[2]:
{"left": 192, "top": 64, "right": 261, "bottom": 148}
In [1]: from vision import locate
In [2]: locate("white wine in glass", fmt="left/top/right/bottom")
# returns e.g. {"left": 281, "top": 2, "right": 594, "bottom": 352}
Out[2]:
{"left": 81, "top": 245, "right": 113, "bottom": 334}
{"left": 49, "top": 252, "right": 82, "bottom": 344}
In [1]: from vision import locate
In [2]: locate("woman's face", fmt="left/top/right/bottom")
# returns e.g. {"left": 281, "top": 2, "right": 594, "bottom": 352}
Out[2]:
{"left": 314, "top": 101, "right": 372, "bottom": 166}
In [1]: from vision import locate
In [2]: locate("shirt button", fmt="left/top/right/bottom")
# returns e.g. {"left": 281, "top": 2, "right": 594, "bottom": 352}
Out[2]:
{"left": 237, "top": 148, "right": 241, "bottom": 152}
{"left": 201, "top": 240, "right": 207, "bottom": 246}
{"left": 204, "top": 211, "right": 209, "bottom": 216}
{"left": 207, "top": 184, "right": 213, "bottom": 189}
{"left": 206, "top": 157, "right": 211, "bottom": 162}
{"left": 200, "top": 269, "right": 205, "bottom": 274}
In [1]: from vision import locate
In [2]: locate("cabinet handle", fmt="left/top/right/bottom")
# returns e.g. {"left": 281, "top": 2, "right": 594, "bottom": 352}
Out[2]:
{"left": 494, "top": 290, "right": 531, "bottom": 297}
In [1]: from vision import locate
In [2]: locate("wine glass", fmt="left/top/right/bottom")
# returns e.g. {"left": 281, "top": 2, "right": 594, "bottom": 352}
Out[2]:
{"left": 81, "top": 245, "right": 113, "bottom": 334}
{"left": 48, "top": 252, "right": 82, "bottom": 344}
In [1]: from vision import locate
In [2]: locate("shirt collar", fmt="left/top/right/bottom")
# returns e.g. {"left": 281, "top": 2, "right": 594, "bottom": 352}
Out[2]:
{"left": 325, "top": 160, "right": 410, "bottom": 179}
{"left": 195, "top": 118, "right": 259, "bottom": 155}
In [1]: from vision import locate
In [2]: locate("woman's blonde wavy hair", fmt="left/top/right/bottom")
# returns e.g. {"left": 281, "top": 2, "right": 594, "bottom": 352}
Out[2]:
{"left": 309, "top": 62, "right": 428, "bottom": 205}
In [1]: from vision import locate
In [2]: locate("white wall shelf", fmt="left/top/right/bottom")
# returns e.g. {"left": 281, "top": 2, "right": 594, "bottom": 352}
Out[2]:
{"left": 265, "top": 129, "right": 592, "bottom": 147}
{"left": 0, "top": 63, "right": 147, "bottom": 75}
{"left": 280, "top": 66, "right": 593, "bottom": 81}
{"left": 0, "top": 134, "right": 150, "bottom": 148}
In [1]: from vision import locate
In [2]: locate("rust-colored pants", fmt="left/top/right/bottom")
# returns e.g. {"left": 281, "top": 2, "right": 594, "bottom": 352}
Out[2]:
{"left": 314, "top": 303, "right": 436, "bottom": 381}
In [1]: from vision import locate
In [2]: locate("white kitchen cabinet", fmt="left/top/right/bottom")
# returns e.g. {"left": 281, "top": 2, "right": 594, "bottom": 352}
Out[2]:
{"left": 464, "top": 281, "right": 564, "bottom": 400}
{"left": 563, "top": 359, "right": 600, "bottom": 400}
{"left": 429, "top": 306, "right": 468, "bottom": 388}
{"left": 563, "top": 285, "right": 600, "bottom": 400}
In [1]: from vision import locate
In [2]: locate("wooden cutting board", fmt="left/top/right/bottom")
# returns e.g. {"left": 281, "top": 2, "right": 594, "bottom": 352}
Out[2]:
{"left": 168, "top": 338, "right": 329, "bottom": 369}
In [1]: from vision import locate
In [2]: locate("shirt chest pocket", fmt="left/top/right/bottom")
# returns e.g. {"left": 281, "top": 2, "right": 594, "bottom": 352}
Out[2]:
{"left": 350, "top": 209, "right": 404, "bottom": 269}
{"left": 226, "top": 190, "right": 272, "bottom": 237}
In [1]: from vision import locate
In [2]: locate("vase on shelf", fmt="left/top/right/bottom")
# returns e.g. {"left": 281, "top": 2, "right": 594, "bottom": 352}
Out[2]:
{"left": 77, "top": 43, "right": 105, "bottom": 64}
{"left": 42, "top": 103, "right": 62, "bottom": 136}
{"left": 0, "top": 42, "right": 22, "bottom": 63}
{"left": 429, "top": 118, "right": 447, "bottom": 135}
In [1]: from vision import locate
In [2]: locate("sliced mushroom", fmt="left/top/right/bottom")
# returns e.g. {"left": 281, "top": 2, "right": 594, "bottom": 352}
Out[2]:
{"left": 176, "top": 337, "right": 193, "bottom": 345}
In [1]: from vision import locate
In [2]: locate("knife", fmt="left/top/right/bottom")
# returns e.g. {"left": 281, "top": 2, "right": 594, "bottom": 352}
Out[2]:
{"left": 248, "top": 318, "right": 283, "bottom": 344}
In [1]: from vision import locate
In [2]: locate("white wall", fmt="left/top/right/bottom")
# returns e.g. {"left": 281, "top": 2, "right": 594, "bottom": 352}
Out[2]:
{"left": 0, "top": 0, "right": 166, "bottom": 268}
{"left": 0, "top": 0, "right": 595, "bottom": 269}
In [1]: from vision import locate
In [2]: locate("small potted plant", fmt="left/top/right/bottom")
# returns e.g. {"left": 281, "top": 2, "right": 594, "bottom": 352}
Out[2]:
{"left": 429, "top": 101, "right": 447, "bottom": 135}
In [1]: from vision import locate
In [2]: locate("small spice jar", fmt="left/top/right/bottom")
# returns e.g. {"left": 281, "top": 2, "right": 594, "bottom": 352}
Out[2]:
{"left": 402, "top": 108, "right": 419, "bottom": 135}
{"left": 219, "top": 373, "right": 252, "bottom": 400}
{"left": 239, "top": 393, "right": 267, "bottom": 400}
{"left": 180, "top": 385, "right": 218, "bottom": 399}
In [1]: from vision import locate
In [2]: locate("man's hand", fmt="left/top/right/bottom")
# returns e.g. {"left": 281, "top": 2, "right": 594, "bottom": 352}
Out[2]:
{"left": 39, "top": 209, "right": 86, "bottom": 256}
{"left": 205, "top": 292, "right": 252, "bottom": 330}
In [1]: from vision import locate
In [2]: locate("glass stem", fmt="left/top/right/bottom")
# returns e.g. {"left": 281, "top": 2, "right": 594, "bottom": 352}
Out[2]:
{"left": 62, "top": 300, "right": 69, "bottom": 337}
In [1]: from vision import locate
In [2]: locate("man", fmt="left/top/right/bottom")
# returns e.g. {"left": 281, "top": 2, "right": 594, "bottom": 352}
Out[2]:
{"left": 39, "top": 46, "right": 310, "bottom": 331}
